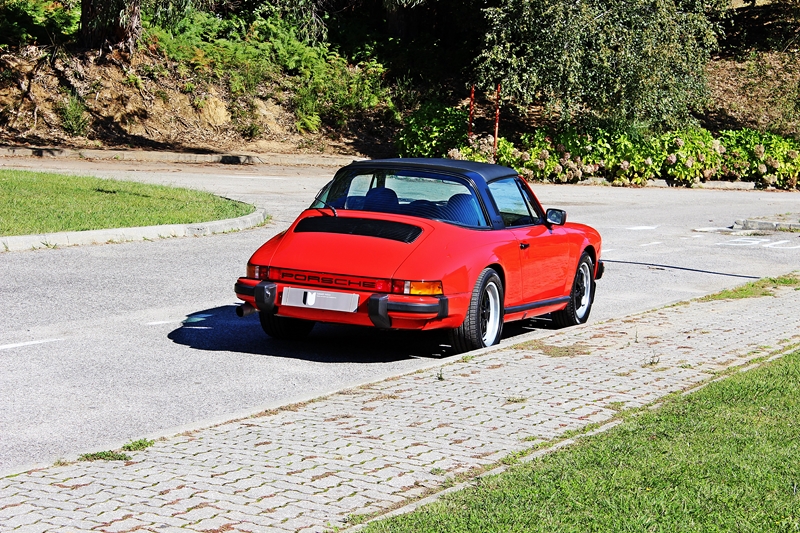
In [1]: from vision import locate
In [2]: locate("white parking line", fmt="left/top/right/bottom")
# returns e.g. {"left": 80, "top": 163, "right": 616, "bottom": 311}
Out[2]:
{"left": 640, "top": 241, "right": 663, "bottom": 247}
{"left": 627, "top": 226, "right": 659, "bottom": 230}
{"left": 0, "top": 338, "right": 64, "bottom": 351}
{"left": 146, "top": 320, "right": 176, "bottom": 326}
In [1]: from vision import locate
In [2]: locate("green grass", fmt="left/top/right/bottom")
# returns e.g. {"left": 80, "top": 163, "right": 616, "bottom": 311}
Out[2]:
{"left": 699, "top": 274, "right": 800, "bottom": 301}
{"left": 78, "top": 450, "right": 131, "bottom": 462}
{"left": 362, "top": 351, "right": 800, "bottom": 533}
{"left": 121, "top": 438, "right": 155, "bottom": 451}
{"left": 0, "top": 169, "right": 254, "bottom": 236}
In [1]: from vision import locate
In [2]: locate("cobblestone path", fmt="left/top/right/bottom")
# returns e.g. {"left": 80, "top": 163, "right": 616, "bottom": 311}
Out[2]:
{"left": 2, "top": 287, "right": 799, "bottom": 532}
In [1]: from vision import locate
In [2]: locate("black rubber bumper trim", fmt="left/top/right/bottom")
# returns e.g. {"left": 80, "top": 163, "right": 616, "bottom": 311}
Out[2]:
{"left": 234, "top": 280, "right": 256, "bottom": 297}
{"left": 254, "top": 281, "right": 278, "bottom": 313}
{"left": 596, "top": 260, "right": 605, "bottom": 280}
{"left": 235, "top": 279, "right": 278, "bottom": 313}
{"left": 505, "top": 296, "right": 570, "bottom": 316}
{"left": 368, "top": 295, "right": 449, "bottom": 329}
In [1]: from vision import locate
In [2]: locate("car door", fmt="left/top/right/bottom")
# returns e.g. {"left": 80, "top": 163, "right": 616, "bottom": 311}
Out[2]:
{"left": 487, "top": 177, "right": 572, "bottom": 303}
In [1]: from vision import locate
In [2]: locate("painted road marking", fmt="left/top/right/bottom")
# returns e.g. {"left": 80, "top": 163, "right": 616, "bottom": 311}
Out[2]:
{"left": 717, "top": 238, "right": 771, "bottom": 246}
{"left": 627, "top": 226, "right": 659, "bottom": 230}
{"left": 0, "top": 338, "right": 64, "bottom": 351}
{"left": 763, "top": 240, "right": 800, "bottom": 249}
{"left": 146, "top": 320, "right": 176, "bottom": 326}
{"left": 717, "top": 237, "right": 800, "bottom": 249}
{"left": 640, "top": 242, "right": 663, "bottom": 247}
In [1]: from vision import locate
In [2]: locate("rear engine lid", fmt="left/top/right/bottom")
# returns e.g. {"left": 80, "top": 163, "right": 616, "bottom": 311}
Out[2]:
{"left": 268, "top": 213, "right": 433, "bottom": 280}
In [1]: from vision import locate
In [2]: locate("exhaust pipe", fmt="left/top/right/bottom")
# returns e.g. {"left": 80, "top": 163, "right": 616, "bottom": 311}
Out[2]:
{"left": 236, "top": 302, "right": 257, "bottom": 317}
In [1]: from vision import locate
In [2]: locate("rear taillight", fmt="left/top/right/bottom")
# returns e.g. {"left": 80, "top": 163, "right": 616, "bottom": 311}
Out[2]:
{"left": 391, "top": 280, "right": 444, "bottom": 295}
{"left": 247, "top": 264, "right": 269, "bottom": 280}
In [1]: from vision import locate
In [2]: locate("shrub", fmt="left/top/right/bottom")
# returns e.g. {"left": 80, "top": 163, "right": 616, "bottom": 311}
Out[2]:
{"left": 447, "top": 126, "right": 799, "bottom": 190}
{"left": 145, "top": 12, "right": 390, "bottom": 133}
{"left": 0, "top": 0, "right": 79, "bottom": 46}
{"left": 660, "top": 128, "right": 724, "bottom": 186}
{"left": 719, "top": 129, "right": 800, "bottom": 189}
{"left": 56, "top": 93, "right": 89, "bottom": 137}
{"left": 395, "top": 103, "right": 468, "bottom": 158}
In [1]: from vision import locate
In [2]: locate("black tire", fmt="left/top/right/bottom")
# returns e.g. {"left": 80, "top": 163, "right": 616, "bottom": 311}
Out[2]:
{"left": 448, "top": 268, "right": 504, "bottom": 353}
{"left": 552, "top": 252, "right": 595, "bottom": 328}
{"left": 259, "top": 311, "right": 315, "bottom": 340}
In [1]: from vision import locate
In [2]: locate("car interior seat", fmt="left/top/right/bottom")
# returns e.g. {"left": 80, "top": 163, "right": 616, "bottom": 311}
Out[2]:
{"left": 363, "top": 187, "right": 399, "bottom": 213}
{"left": 444, "top": 193, "right": 483, "bottom": 226}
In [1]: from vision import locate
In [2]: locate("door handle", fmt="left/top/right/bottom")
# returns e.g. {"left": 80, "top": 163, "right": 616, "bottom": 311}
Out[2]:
{"left": 519, "top": 242, "right": 530, "bottom": 250}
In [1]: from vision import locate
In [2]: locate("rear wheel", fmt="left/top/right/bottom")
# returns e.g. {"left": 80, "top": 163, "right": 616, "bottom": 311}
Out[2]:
{"left": 449, "top": 268, "right": 504, "bottom": 353}
{"left": 259, "top": 312, "right": 315, "bottom": 340}
{"left": 553, "top": 252, "right": 594, "bottom": 328}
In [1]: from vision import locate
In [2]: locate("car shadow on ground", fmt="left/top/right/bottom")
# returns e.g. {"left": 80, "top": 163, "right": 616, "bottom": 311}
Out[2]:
{"left": 168, "top": 305, "right": 554, "bottom": 362}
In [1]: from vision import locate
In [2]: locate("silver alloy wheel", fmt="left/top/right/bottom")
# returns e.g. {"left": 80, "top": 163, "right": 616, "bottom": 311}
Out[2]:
{"left": 481, "top": 280, "right": 501, "bottom": 345}
{"left": 574, "top": 261, "right": 592, "bottom": 320}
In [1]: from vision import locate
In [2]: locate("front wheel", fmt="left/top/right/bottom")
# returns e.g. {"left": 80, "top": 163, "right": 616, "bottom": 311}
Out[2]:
{"left": 259, "top": 312, "right": 315, "bottom": 340}
{"left": 553, "top": 252, "right": 595, "bottom": 328}
{"left": 448, "top": 268, "right": 504, "bottom": 353}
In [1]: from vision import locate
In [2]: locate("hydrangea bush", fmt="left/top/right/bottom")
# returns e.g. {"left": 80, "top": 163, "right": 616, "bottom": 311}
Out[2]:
{"left": 445, "top": 126, "right": 800, "bottom": 190}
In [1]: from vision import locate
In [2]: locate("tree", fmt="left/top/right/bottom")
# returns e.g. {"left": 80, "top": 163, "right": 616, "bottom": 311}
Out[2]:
{"left": 476, "top": 0, "right": 725, "bottom": 129}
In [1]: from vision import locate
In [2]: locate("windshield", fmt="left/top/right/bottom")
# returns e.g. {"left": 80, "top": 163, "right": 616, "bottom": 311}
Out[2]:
{"left": 312, "top": 169, "right": 489, "bottom": 227}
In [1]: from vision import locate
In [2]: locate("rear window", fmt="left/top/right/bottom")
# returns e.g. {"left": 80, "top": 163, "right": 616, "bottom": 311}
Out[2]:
{"left": 312, "top": 169, "right": 489, "bottom": 228}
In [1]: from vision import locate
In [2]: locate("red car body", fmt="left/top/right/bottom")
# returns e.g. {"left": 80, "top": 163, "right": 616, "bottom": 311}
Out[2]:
{"left": 235, "top": 159, "right": 602, "bottom": 352}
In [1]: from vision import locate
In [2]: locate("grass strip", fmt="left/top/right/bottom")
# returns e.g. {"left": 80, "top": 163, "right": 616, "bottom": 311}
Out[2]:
{"left": 363, "top": 351, "right": 800, "bottom": 533}
{"left": 0, "top": 169, "right": 254, "bottom": 236}
{"left": 698, "top": 274, "right": 800, "bottom": 301}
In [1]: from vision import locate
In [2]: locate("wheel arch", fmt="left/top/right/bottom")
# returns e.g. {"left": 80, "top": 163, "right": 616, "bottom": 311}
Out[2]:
{"left": 485, "top": 262, "right": 506, "bottom": 292}
{"left": 582, "top": 245, "right": 597, "bottom": 268}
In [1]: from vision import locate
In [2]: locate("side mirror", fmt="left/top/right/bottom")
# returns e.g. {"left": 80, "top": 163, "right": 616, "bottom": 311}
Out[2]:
{"left": 545, "top": 208, "right": 567, "bottom": 226}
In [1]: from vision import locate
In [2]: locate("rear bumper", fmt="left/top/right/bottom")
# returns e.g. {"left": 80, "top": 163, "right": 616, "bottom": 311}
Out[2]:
{"left": 235, "top": 278, "right": 456, "bottom": 329}
{"left": 366, "top": 294, "right": 449, "bottom": 329}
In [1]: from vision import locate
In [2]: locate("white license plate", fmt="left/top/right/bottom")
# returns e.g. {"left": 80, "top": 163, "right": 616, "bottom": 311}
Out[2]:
{"left": 282, "top": 287, "right": 359, "bottom": 313}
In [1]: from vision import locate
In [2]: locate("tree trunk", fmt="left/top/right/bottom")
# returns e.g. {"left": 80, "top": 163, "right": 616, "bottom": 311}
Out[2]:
{"left": 81, "top": 0, "right": 141, "bottom": 54}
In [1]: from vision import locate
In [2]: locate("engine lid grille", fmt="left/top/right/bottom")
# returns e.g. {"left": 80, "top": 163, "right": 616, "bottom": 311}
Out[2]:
{"left": 295, "top": 217, "right": 423, "bottom": 244}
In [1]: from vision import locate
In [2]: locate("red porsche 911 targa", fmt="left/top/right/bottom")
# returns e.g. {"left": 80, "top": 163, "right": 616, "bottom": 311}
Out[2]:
{"left": 234, "top": 158, "right": 603, "bottom": 353}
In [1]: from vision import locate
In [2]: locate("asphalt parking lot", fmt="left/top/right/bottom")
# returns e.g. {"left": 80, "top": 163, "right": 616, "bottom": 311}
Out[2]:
{"left": 1, "top": 155, "right": 799, "bottom": 475}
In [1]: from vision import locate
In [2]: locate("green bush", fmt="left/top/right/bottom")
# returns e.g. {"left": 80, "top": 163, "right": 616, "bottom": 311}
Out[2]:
{"left": 145, "top": 12, "right": 390, "bottom": 133}
{"left": 447, "top": 126, "right": 800, "bottom": 190}
{"left": 0, "top": 0, "right": 79, "bottom": 46}
{"left": 56, "top": 93, "right": 89, "bottom": 137}
{"left": 720, "top": 129, "right": 800, "bottom": 189}
{"left": 395, "top": 103, "right": 468, "bottom": 158}
{"left": 660, "top": 128, "right": 724, "bottom": 186}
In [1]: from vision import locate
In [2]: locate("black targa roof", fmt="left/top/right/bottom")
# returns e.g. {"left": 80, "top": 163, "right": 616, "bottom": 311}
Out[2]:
{"left": 332, "top": 158, "right": 525, "bottom": 230}
{"left": 342, "top": 158, "right": 519, "bottom": 187}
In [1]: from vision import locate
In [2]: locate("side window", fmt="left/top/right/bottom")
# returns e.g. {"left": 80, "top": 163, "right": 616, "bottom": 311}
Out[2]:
{"left": 517, "top": 180, "right": 543, "bottom": 224}
{"left": 488, "top": 177, "right": 536, "bottom": 227}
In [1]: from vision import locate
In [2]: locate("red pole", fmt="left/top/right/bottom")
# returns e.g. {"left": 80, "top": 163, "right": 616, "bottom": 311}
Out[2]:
{"left": 468, "top": 85, "right": 475, "bottom": 138}
{"left": 493, "top": 83, "right": 501, "bottom": 157}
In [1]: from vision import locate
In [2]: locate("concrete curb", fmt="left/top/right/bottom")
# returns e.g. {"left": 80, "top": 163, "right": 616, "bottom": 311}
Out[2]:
{"left": 0, "top": 145, "right": 363, "bottom": 167}
{"left": 0, "top": 207, "right": 268, "bottom": 252}
{"left": 734, "top": 218, "right": 800, "bottom": 231}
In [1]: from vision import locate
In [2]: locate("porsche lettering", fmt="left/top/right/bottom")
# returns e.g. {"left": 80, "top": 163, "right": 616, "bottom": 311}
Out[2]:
{"left": 280, "top": 272, "right": 376, "bottom": 289}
